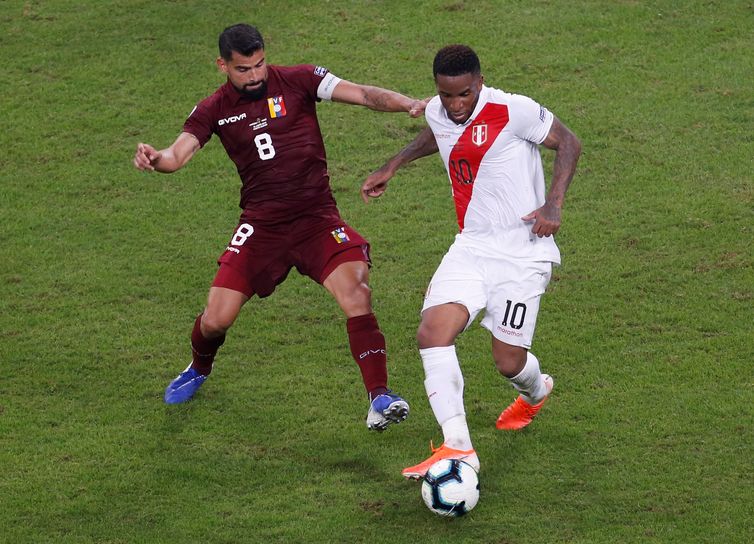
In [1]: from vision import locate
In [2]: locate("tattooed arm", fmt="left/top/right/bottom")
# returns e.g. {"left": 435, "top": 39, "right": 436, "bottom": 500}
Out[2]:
{"left": 521, "top": 116, "right": 582, "bottom": 237}
{"left": 331, "top": 79, "right": 427, "bottom": 117}
{"left": 361, "top": 126, "right": 438, "bottom": 202}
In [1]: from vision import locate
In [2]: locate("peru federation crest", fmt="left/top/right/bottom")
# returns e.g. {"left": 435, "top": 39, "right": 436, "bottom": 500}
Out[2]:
{"left": 471, "top": 123, "right": 487, "bottom": 146}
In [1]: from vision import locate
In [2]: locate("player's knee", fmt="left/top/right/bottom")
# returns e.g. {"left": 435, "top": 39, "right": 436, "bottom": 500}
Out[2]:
{"left": 416, "top": 326, "right": 431, "bottom": 349}
{"left": 493, "top": 349, "right": 527, "bottom": 378}
{"left": 338, "top": 281, "right": 372, "bottom": 315}
{"left": 416, "top": 320, "right": 447, "bottom": 349}
{"left": 352, "top": 281, "right": 372, "bottom": 303}
{"left": 200, "top": 311, "right": 234, "bottom": 337}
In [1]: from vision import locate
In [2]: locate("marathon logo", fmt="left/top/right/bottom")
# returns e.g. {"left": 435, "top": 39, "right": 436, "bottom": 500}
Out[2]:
{"left": 496, "top": 325, "right": 523, "bottom": 337}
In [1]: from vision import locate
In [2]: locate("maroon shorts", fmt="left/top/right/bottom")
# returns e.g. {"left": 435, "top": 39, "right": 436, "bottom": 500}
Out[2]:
{"left": 211, "top": 212, "right": 371, "bottom": 298}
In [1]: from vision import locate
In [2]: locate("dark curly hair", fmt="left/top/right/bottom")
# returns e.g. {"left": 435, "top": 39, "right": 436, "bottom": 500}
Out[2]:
{"left": 219, "top": 24, "right": 265, "bottom": 60}
{"left": 433, "top": 45, "right": 481, "bottom": 78}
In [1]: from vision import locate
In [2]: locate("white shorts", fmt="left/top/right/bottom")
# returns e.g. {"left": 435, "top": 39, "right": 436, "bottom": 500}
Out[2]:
{"left": 422, "top": 241, "right": 553, "bottom": 348}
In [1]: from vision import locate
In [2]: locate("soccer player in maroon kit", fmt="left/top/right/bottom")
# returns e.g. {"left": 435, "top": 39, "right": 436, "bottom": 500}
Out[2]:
{"left": 132, "top": 23, "right": 425, "bottom": 430}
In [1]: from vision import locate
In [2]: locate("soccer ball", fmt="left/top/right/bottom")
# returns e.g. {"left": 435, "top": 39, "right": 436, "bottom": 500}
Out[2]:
{"left": 421, "top": 459, "right": 480, "bottom": 517}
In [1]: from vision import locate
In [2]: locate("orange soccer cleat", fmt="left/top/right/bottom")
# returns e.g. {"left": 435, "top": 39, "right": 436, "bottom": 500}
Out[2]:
{"left": 496, "top": 374, "right": 554, "bottom": 430}
{"left": 402, "top": 442, "right": 480, "bottom": 480}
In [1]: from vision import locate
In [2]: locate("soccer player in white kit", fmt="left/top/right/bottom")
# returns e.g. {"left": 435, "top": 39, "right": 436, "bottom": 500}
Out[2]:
{"left": 361, "top": 45, "right": 581, "bottom": 478}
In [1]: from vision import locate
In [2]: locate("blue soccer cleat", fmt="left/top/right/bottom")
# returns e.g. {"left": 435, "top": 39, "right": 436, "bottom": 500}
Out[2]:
{"left": 367, "top": 391, "right": 410, "bottom": 431}
{"left": 164, "top": 366, "right": 207, "bottom": 404}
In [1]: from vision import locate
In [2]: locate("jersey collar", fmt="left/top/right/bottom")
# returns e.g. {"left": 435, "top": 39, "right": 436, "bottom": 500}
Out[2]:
{"left": 224, "top": 79, "right": 268, "bottom": 106}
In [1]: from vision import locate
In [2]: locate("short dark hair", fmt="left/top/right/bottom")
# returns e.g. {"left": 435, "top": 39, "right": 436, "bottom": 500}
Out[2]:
{"left": 433, "top": 45, "right": 481, "bottom": 78}
{"left": 219, "top": 24, "right": 265, "bottom": 60}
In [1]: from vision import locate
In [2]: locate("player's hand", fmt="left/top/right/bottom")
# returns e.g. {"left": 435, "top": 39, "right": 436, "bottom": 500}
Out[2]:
{"left": 133, "top": 143, "right": 161, "bottom": 171}
{"left": 522, "top": 201, "right": 562, "bottom": 237}
{"left": 407, "top": 97, "right": 431, "bottom": 118}
{"left": 361, "top": 166, "right": 394, "bottom": 203}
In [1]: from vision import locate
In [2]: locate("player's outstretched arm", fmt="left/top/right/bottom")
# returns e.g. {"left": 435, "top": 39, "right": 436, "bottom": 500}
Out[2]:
{"left": 361, "top": 126, "right": 438, "bottom": 203}
{"left": 330, "top": 79, "right": 428, "bottom": 117}
{"left": 522, "top": 116, "right": 581, "bottom": 237}
{"left": 133, "top": 132, "right": 201, "bottom": 173}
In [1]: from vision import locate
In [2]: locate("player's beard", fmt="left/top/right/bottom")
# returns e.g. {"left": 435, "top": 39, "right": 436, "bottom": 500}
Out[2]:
{"left": 237, "top": 80, "right": 268, "bottom": 101}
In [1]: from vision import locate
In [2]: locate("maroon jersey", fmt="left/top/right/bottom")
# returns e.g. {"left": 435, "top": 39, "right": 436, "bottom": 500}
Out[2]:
{"left": 183, "top": 64, "right": 336, "bottom": 224}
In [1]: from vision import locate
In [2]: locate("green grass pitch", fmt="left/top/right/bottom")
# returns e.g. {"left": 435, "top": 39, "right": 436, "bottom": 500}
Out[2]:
{"left": 1, "top": 1, "right": 752, "bottom": 542}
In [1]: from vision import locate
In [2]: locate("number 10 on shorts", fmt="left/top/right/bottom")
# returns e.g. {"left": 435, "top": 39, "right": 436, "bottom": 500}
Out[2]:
{"left": 231, "top": 223, "right": 254, "bottom": 246}
{"left": 501, "top": 299, "right": 527, "bottom": 330}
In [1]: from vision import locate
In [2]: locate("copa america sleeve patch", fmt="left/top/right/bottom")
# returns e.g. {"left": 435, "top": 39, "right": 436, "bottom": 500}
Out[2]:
{"left": 317, "top": 72, "right": 342, "bottom": 101}
{"left": 539, "top": 105, "right": 549, "bottom": 122}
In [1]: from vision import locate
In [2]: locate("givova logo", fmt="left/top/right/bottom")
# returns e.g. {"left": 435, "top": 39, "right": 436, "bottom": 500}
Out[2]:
{"left": 359, "top": 349, "right": 386, "bottom": 359}
{"left": 218, "top": 113, "right": 247, "bottom": 126}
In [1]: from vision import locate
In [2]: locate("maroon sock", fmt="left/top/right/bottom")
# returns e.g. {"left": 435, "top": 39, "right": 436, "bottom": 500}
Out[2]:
{"left": 190, "top": 314, "right": 225, "bottom": 376}
{"left": 346, "top": 313, "right": 389, "bottom": 399}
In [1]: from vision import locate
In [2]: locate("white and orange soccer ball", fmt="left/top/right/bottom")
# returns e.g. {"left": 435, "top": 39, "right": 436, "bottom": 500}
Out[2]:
{"left": 421, "top": 458, "right": 480, "bottom": 517}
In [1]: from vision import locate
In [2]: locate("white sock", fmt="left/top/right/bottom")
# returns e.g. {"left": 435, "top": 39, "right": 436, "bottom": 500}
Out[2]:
{"left": 441, "top": 416, "right": 473, "bottom": 451}
{"left": 509, "top": 351, "right": 548, "bottom": 404}
{"left": 420, "top": 346, "right": 473, "bottom": 451}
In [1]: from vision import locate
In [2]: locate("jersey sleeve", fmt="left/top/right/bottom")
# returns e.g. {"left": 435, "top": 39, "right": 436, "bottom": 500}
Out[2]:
{"left": 284, "top": 64, "right": 341, "bottom": 102}
{"left": 424, "top": 96, "right": 444, "bottom": 134}
{"left": 182, "top": 100, "right": 215, "bottom": 148}
{"left": 508, "top": 94, "right": 554, "bottom": 145}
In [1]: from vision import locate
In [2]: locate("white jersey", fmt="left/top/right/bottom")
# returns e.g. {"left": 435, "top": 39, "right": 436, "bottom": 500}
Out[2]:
{"left": 425, "top": 85, "right": 560, "bottom": 263}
